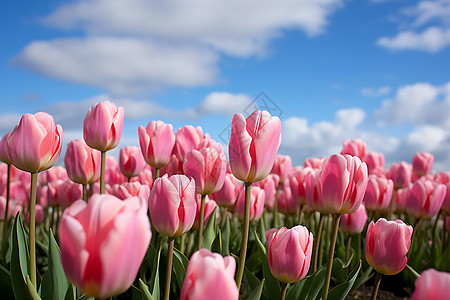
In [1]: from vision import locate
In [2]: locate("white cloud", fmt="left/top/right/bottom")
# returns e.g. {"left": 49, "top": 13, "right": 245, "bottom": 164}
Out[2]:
{"left": 377, "top": 27, "right": 450, "bottom": 52}
{"left": 361, "top": 86, "right": 391, "bottom": 97}
{"left": 0, "top": 113, "right": 23, "bottom": 132}
{"left": 15, "top": 0, "right": 343, "bottom": 95}
{"left": 403, "top": 0, "right": 450, "bottom": 28}
{"left": 196, "top": 92, "right": 253, "bottom": 115}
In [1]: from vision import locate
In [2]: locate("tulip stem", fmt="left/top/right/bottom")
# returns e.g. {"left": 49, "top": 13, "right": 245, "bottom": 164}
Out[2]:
{"left": 197, "top": 194, "right": 206, "bottom": 250}
{"left": 322, "top": 213, "right": 341, "bottom": 300}
{"left": 236, "top": 182, "right": 252, "bottom": 290}
{"left": 164, "top": 237, "right": 174, "bottom": 300}
{"left": 280, "top": 282, "right": 288, "bottom": 300}
{"left": 82, "top": 184, "right": 87, "bottom": 202}
{"left": 298, "top": 205, "right": 304, "bottom": 225}
{"left": 2, "top": 164, "right": 10, "bottom": 243}
{"left": 155, "top": 168, "right": 160, "bottom": 179}
{"left": 220, "top": 207, "right": 228, "bottom": 228}
{"left": 432, "top": 210, "right": 441, "bottom": 249}
{"left": 346, "top": 235, "right": 352, "bottom": 259}
{"left": 371, "top": 272, "right": 382, "bottom": 300}
{"left": 312, "top": 213, "right": 325, "bottom": 273}
{"left": 179, "top": 233, "right": 186, "bottom": 254}
{"left": 29, "top": 172, "right": 38, "bottom": 290}
{"left": 100, "top": 151, "right": 106, "bottom": 194}
{"left": 273, "top": 188, "right": 279, "bottom": 228}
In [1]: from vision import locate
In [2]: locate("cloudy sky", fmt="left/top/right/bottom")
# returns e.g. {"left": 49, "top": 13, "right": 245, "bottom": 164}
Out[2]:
{"left": 1, "top": 0, "right": 449, "bottom": 170}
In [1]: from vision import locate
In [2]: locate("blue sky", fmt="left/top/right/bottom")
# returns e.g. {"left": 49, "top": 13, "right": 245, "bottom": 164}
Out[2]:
{"left": 1, "top": 0, "right": 450, "bottom": 170}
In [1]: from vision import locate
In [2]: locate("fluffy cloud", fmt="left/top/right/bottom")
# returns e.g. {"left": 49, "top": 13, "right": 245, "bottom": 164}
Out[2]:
{"left": 361, "top": 86, "right": 391, "bottom": 97}
{"left": 377, "top": 0, "right": 450, "bottom": 52}
{"left": 15, "top": 0, "right": 343, "bottom": 95}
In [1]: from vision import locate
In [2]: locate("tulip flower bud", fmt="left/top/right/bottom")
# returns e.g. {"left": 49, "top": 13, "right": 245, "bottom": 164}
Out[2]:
{"left": 7, "top": 112, "right": 63, "bottom": 173}
{"left": 83, "top": 101, "right": 124, "bottom": 152}
{"left": 254, "top": 173, "right": 279, "bottom": 210}
{"left": 363, "top": 152, "right": 385, "bottom": 175}
{"left": 0, "top": 132, "right": 12, "bottom": 165}
{"left": 174, "top": 125, "right": 205, "bottom": 162}
{"left": 411, "top": 269, "right": 450, "bottom": 300}
{"left": 112, "top": 182, "right": 150, "bottom": 201}
{"left": 138, "top": 120, "right": 175, "bottom": 169}
{"left": 180, "top": 249, "right": 238, "bottom": 300}
{"left": 289, "top": 167, "right": 312, "bottom": 206}
{"left": 412, "top": 152, "right": 434, "bottom": 177}
{"left": 268, "top": 225, "right": 313, "bottom": 283}
{"left": 119, "top": 146, "right": 146, "bottom": 178}
{"left": 365, "top": 218, "right": 413, "bottom": 275}
{"left": 303, "top": 157, "right": 324, "bottom": 169}
{"left": 59, "top": 194, "right": 151, "bottom": 299}
{"left": 341, "top": 204, "right": 368, "bottom": 235}
{"left": 65, "top": 139, "right": 101, "bottom": 185}
{"left": 271, "top": 154, "right": 292, "bottom": 183}
{"left": 236, "top": 185, "right": 265, "bottom": 222}
{"left": 341, "top": 139, "right": 366, "bottom": 159}
{"left": 363, "top": 175, "right": 394, "bottom": 212}
{"left": 148, "top": 174, "right": 196, "bottom": 237}
{"left": 209, "top": 173, "right": 239, "bottom": 208}
{"left": 388, "top": 161, "right": 412, "bottom": 190}
{"left": 406, "top": 180, "right": 446, "bottom": 219}
{"left": 229, "top": 110, "right": 281, "bottom": 183}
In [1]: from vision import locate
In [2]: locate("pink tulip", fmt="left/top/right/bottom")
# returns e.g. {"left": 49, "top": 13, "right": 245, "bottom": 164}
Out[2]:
{"left": 57, "top": 181, "right": 83, "bottom": 209}
{"left": 277, "top": 180, "right": 297, "bottom": 215}
{"left": 44, "top": 165, "right": 69, "bottom": 182}
{"left": 341, "top": 139, "right": 366, "bottom": 159}
{"left": 411, "top": 269, "right": 450, "bottom": 300}
{"left": 265, "top": 228, "right": 278, "bottom": 242}
{"left": 119, "top": 146, "right": 146, "bottom": 178}
{"left": 180, "top": 249, "right": 238, "bottom": 300}
{"left": 105, "top": 155, "right": 128, "bottom": 185}
{"left": 83, "top": 101, "right": 124, "bottom": 152}
{"left": 0, "top": 196, "right": 12, "bottom": 219}
{"left": 254, "top": 173, "right": 279, "bottom": 210}
{"left": 303, "top": 157, "right": 324, "bottom": 169}
{"left": 305, "top": 154, "right": 368, "bottom": 214}
{"left": 363, "top": 152, "right": 385, "bottom": 176}
{"left": 209, "top": 173, "right": 239, "bottom": 208}
{"left": 65, "top": 139, "right": 101, "bottom": 185}
{"left": 47, "top": 179, "right": 64, "bottom": 206}
{"left": 59, "top": 194, "right": 151, "bottom": 299}
{"left": 289, "top": 167, "right": 312, "bottom": 206}
{"left": 159, "top": 154, "right": 184, "bottom": 177}
{"left": 25, "top": 204, "right": 44, "bottom": 225}
{"left": 183, "top": 146, "right": 227, "bottom": 195}
{"left": 406, "top": 180, "right": 446, "bottom": 219}
{"left": 229, "top": 110, "right": 281, "bottom": 183}
{"left": 363, "top": 175, "right": 394, "bottom": 212}
{"left": 7, "top": 112, "right": 62, "bottom": 173}
{"left": 268, "top": 225, "right": 313, "bottom": 283}
{"left": 148, "top": 174, "right": 196, "bottom": 237}
{"left": 341, "top": 204, "right": 368, "bottom": 235}
{"left": 271, "top": 154, "right": 292, "bottom": 183}
{"left": 236, "top": 185, "right": 265, "bottom": 222}
{"left": 174, "top": 125, "right": 205, "bottom": 162}
{"left": 192, "top": 195, "right": 217, "bottom": 230}
{"left": 365, "top": 218, "right": 413, "bottom": 275}
{"left": 0, "top": 132, "right": 12, "bottom": 165}
{"left": 412, "top": 152, "right": 434, "bottom": 177}
{"left": 393, "top": 187, "right": 408, "bottom": 214}
{"left": 138, "top": 120, "right": 175, "bottom": 169}
{"left": 137, "top": 168, "right": 154, "bottom": 190}
{"left": 112, "top": 182, "right": 150, "bottom": 201}
{"left": 388, "top": 161, "right": 412, "bottom": 190}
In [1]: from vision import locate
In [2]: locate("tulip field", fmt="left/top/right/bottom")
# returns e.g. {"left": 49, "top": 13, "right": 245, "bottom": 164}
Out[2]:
{"left": 0, "top": 100, "right": 449, "bottom": 300}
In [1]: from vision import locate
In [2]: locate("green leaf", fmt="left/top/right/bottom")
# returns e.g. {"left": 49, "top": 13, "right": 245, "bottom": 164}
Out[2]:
{"left": 172, "top": 248, "right": 189, "bottom": 291}
{"left": 139, "top": 279, "right": 154, "bottom": 300}
{"left": 405, "top": 264, "right": 420, "bottom": 280}
{"left": 26, "top": 275, "right": 42, "bottom": 300}
{"left": 253, "top": 231, "right": 280, "bottom": 299}
{"left": 327, "top": 260, "right": 361, "bottom": 300}
{"left": 353, "top": 266, "right": 373, "bottom": 290}
{"left": 41, "top": 229, "right": 70, "bottom": 300}
{"left": 222, "top": 215, "right": 231, "bottom": 256}
{"left": 256, "top": 218, "right": 267, "bottom": 245}
{"left": 76, "top": 295, "right": 94, "bottom": 300}
{"left": 10, "top": 212, "right": 30, "bottom": 300}
{"left": 149, "top": 240, "right": 163, "bottom": 300}
{"left": 201, "top": 207, "right": 217, "bottom": 250}
{"left": 291, "top": 263, "right": 327, "bottom": 300}
{"left": 131, "top": 284, "right": 143, "bottom": 300}
{"left": 247, "top": 278, "right": 265, "bottom": 300}
{"left": 0, "top": 264, "right": 15, "bottom": 299}
{"left": 64, "top": 284, "right": 76, "bottom": 300}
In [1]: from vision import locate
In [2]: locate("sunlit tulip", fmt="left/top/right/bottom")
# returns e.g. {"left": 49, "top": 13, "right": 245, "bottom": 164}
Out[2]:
{"left": 174, "top": 125, "right": 205, "bottom": 162}
{"left": 363, "top": 175, "right": 394, "bottom": 212}
{"left": 341, "top": 204, "right": 368, "bottom": 235}
{"left": 236, "top": 185, "right": 265, "bottom": 221}
{"left": 303, "top": 157, "right": 324, "bottom": 169}
{"left": 112, "top": 182, "right": 150, "bottom": 201}
{"left": 412, "top": 152, "right": 434, "bottom": 177}
{"left": 388, "top": 161, "right": 412, "bottom": 190}
{"left": 271, "top": 154, "right": 292, "bottom": 183}
{"left": 289, "top": 167, "right": 312, "bottom": 206}
{"left": 363, "top": 152, "right": 385, "bottom": 176}
{"left": 138, "top": 120, "right": 175, "bottom": 169}
{"left": 406, "top": 180, "right": 446, "bottom": 219}
{"left": 192, "top": 195, "right": 217, "bottom": 230}
{"left": 210, "top": 173, "right": 238, "bottom": 208}
{"left": 65, "top": 139, "right": 101, "bottom": 185}
{"left": 255, "top": 173, "right": 279, "bottom": 210}
{"left": 119, "top": 146, "right": 146, "bottom": 178}
{"left": 341, "top": 139, "right": 366, "bottom": 159}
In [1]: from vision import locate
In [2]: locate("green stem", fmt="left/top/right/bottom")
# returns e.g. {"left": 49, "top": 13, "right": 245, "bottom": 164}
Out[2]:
{"left": 312, "top": 214, "right": 325, "bottom": 273}
{"left": 82, "top": 184, "right": 87, "bottom": 202}
{"left": 298, "top": 205, "right": 304, "bottom": 225}
{"left": 197, "top": 194, "right": 206, "bottom": 250}
{"left": 164, "top": 237, "right": 174, "bottom": 300}
{"left": 185, "top": 231, "right": 193, "bottom": 257}
{"left": 357, "top": 233, "right": 362, "bottom": 266}
{"left": 387, "top": 189, "right": 396, "bottom": 220}
{"left": 179, "top": 233, "right": 186, "bottom": 254}
{"left": 100, "top": 151, "right": 106, "bottom": 194}
{"left": 29, "top": 172, "right": 38, "bottom": 290}
{"left": 2, "top": 164, "right": 11, "bottom": 241}
{"left": 280, "top": 281, "right": 288, "bottom": 300}
{"left": 346, "top": 235, "right": 353, "bottom": 259}
{"left": 220, "top": 207, "right": 228, "bottom": 228}
{"left": 127, "top": 176, "right": 131, "bottom": 183}
{"left": 155, "top": 168, "right": 160, "bottom": 179}
{"left": 432, "top": 210, "right": 441, "bottom": 248}
{"left": 371, "top": 272, "right": 382, "bottom": 300}
{"left": 273, "top": 188, "right": 279, "bottom": 228}
{"left": 236, "top": 182, "right": 252, "bottom": 290}
{"left": 322, "top": 213, "right": 341, "bottom": 300}
{"left": 89, "top": 182, "right": 94, "bottom": 197}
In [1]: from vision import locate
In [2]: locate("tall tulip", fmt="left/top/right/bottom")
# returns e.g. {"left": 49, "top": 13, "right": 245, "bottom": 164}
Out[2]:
{"left": 406, "top": 180, "right": 446, "bottom": 219}
{"left": 180, "top": 249, "right": 238, "bottom": 300}
{"left": 174, "top": 125, "right": 205, "bottom": 162}
{"left": 340, "top": 138, "right": 366, "bottom": 159}
{"left": 83, "top": 101, "right": 124, "bottom": 194}
{"left": 363, "top": 175, "right": 394, "bottom": 212}
{"left": 138, "top": 120, "right": 175, "bottom": 175}
{"left": 365, "top": 218, "right": 413, "bottom": 299}
{"left": 229, "top": 110, "right": 281, "bottom": 289}
{"left": 59, "top": 194, "right": 150, "bottom": 299}
{"left": 210, "top": 173, "right": 239, "bottom": 208}
{"left": 341, "top": 204, "right": 368, "bottom": 259}
{"left": 6, "top": 112, "right": 62, "bottom": 289}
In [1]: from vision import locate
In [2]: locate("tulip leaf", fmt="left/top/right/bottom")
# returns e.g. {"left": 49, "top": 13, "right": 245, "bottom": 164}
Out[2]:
{"left": 247, "top": 278, "right": 265, "bottom": 300}
{"left": 404, "top": 264, "right": 420, "bottom": 280}
{"left": 139, "top": 279, "right": 154, "bottom": 300}
{"left": 172, "top": 248, "right": 189, "bottom": 291}
{"left": 286, "top": 262, "right": 327, "bottom": 300}
{"left": 41, "top": 229, "right": 70, "bottom": 300}
{"left": 64, "top": 283, "right": 76, "bottom": 300}
{"left": 253, "top": 230, "right": 280, "bottom": 299}
{"left": 26, "top": 275, "right": 43, "bottom": 300}
{"left": 211, "top": 229, "right": 222, "bottom": 254}
{"left": 222, "top": 216, "right": 230, "bottom": 256}
{"left": 0, "top": 263, "right": 15, "bottom": 299}
{"left": 201, "top": 207, "right": 217, "bottom": 250}
{"left": 76, "top": 295, "right": 94, "bottom": 300}
{"left": 327, "top": 260, "right": 361, "bottom": 300}
{"left": 10, "top": 212, "right": 31, "bottom": 300}
{"left": 256, "top": 218, "right": 267, "bottom": 245}
{"left": 353, "top": 266, "right": 373, "bottom": 290}
{"left": 149, "top": 241, "right": 163, "bottom": 300}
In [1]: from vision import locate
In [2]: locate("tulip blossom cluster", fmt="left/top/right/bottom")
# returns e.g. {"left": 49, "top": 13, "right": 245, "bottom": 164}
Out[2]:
{"left": 1, "top": 101, "right": 449, "bottom": 300}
